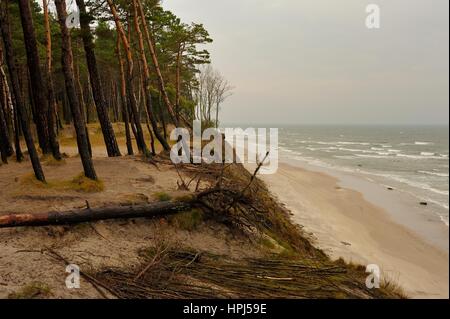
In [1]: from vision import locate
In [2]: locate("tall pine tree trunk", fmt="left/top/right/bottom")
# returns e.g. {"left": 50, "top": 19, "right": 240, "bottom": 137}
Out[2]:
{"left": 116, "top": 37, "right": 133, "bottom": 156}
{"left": 0, "top": 90, "right": 10, "bottom": 163}
{"left": 0, "top": 58, "right": 23, "bottom": 162}
{"left": 75, "top": 0, "right": 121, "bottom": 157}
{"left": 132, "top": 0, "right": 170, "bottom": 152}
{"left": 42, "top": 0, "right": 62, "bottom": 160}
{"left": 0, "top": 63, "right": 13, "bottom": 161}
{"left": 106, "top": 0, "right": 149, "bottom": 156}
{"left": 0, "top": 0, "right": 45, "bottom": 182}
{"left": 175, "top": 43, "right": 185, "bottom": 123}
{"left": 135, "top": 0, "right": 182, "bottom": 127}
{"left": 54, "top": 0, "right": 97, "bottom": 180}
{"left": 18, "top": 0, "right": 52, "bottom": 155}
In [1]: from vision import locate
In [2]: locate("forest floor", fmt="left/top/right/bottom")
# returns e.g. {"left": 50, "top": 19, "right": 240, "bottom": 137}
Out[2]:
{"left": 0, "top": 124, "right": 406, "bottom": 299}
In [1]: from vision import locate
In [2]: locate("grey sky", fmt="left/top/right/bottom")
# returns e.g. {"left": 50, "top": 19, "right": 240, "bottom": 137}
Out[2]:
{"left": 164, "top": 0, "right": 449, "bottom": 125}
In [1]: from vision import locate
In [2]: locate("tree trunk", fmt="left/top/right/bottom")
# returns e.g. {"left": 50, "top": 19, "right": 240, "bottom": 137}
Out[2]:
{"left": 54, "top": 0, "right": 97, "bottom": 180}
{"left": 132, "top": 0, "right": 170, "bottom": 152}
{"left": 116, "top": 37, "right": 134, "bottom": 156}
{"left": 215, "top": 103, "right": 219, "bottom": 128}
{"left": 135, "top": 0, "right": 181, "bottom": 127}
{"left": 0, "top": 66, "right": 13, "bottom": 162}
{"left": 0, "top": 0, "right": 45, "bottom": 182}
{"left": 158, "top": 94, "right": 168, "bottom": 140}
{"left": 175, "top": 43, "right": 185, "bottom": 122}
{"left": 107, "top": 0, "right": 149, "bottom": 156}
{"left": 75, "top": 0, "right": 121, "bottom": 157}
{"left": 73, "top": 52, "right": 92, "bottom": 157}
{"left": 0, "top": 201, "right": 192, "bottom": 229}
{"left": 107, "top": 0, "right": 150, "bottom": 156}
{"left": 12, "top": 99, "right": 23, "bottom": 161}
{"left": 0, "top": 44, "right": 14, "bottom": 158}
{"left": 0, "top": 65, "right": 23, "bottom": 161}
{"left": 42, "top": 0, "right": 62, "bottom": 161}
{"left": 18, "top": 0, "right": 53, "bottom": 155}
{"left": 0, "top": 92, "right": 10, "bottom": 163}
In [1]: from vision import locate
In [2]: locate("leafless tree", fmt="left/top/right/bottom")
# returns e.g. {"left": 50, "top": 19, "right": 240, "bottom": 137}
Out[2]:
{"left": 195, "top": 65, "right": 233, "bottom": 127}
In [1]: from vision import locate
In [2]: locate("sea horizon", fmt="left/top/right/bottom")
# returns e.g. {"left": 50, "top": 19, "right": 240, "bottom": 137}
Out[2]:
{"left": 223, "top": 123, "right": 449, "bottom": 227}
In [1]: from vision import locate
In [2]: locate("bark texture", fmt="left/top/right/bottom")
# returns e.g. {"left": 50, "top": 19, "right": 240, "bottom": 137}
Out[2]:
{"left": 55, "top": 0, "right": 97, "bottom": 180}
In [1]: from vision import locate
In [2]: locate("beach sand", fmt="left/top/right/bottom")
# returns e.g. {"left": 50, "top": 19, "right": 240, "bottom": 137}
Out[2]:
{"left": 260, "top": 163, "right": 449, "bottom": 299}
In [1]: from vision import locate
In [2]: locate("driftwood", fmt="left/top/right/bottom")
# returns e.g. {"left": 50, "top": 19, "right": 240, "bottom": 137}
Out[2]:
{"left": 0, "top": 202, "right": 192, "bottom": 229}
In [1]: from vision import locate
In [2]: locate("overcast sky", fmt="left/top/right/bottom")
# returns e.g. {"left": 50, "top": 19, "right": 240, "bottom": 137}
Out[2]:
{"left": 163, "top": 0, "right": 449, "bottom": 125}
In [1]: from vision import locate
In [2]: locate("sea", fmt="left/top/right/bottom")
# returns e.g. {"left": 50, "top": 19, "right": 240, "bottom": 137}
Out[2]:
{"left": 274, "top": 125, "right": 449, "bottom": 226}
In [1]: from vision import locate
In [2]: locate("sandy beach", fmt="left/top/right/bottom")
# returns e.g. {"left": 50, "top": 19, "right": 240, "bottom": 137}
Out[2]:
{"left": 260, "top": 162, "right": 449, "bottom": 299}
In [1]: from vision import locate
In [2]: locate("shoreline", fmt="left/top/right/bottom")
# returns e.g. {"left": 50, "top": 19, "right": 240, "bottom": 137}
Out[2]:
{"left": 259, "top": 161, "right": 449, "bottom": 299}
{"left": 284, "top": 158, "right": 449, "bottom": 252}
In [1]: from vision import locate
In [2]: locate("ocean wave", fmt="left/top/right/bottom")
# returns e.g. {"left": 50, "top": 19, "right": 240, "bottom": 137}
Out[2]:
{"left": 303, "top": 140, "right": 373, "bottom": 146}
{"left": 279, "top": 147, "right": 302, "bottom": 157}
{"left": 376, "top": 174, "right": 449, "bottom": 196}
{"left": 339, "top": 147, "right": 391, "bottom": 155}
{"left": 396, "top": 154, "right": 447, "bottom": 160}
{"left": 334, "top": 155, "right": 358, "bottom": 160}
{"left": 355, "top": 154, "right": 391, "bottom": 159}
{"left": 315, "top": 141, "right": 337, "bottom": 145}
{"left": 415, "top": 141, "right": 434, "bottom": 145}
{"left": 418, "top": 171, "right": 449, "bottom": 178}
{"left": 399, "top": 141, "right": 435, "bottom": 146}
{"left": 440, "top": 215, "right": 449, "bottom": 227}
{"left": 421, "top": 152, "right": 436, "bottom": 156}
{"left": 337, "top": 141, "right": 371, "bottom": 146}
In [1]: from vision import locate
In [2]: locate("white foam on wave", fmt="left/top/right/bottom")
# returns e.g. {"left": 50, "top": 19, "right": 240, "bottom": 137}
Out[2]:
{"left": 399, "top": 142, "right": 435, "bottom": 146}
{"left": 355, "top": 154, "right": 391, "bottom": 159}
{"left": 337, "top": 141, "right": 371, "bottom": 146}
{"left": 415, "top": 141, "right": 434, "bottom": 145}
{"left": 375, "top": 173, "right": 450, "bottom": 196}
{"left": 279, "top": 144, "right": 450, "bottom": 227}
{"left": 440, "top": 215, "right": 449, "bottom": 227}
{"left": 397, "top": 153, "right": 447, "bottom": 160}
{"left": 334, "top": 155, "right": 358, "bottom": 160}
{"left": 418, "top": 170, "right": 449, "bottom": 178}
{"left": 302, "top": 140, "right": 374, "bottom": 147}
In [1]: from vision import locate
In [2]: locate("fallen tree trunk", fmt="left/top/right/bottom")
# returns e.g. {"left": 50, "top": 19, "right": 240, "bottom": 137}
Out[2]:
{"left": 0, "top": 202, "right": 192, "bottom": 229}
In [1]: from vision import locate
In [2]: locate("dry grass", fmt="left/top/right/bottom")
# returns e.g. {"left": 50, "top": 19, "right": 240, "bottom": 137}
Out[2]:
{"left": 169, "top": 209, "right": 204, "bottom": 231}
{"left": 154, "top": 192, "right": 172, "bottom": 202}
{"left": 381, "top": 278, "right": 409, "bottom": 299}
{"left": 20, "top": 173, "right": 104, "bottom": 193}
{"left": 70, "top": 173, "right": 105, "bottom": 193}
{"left": 41, "top": 155, "right": 67, "bottom": 167}
{"left": 8, "top": 282, "right": 52, "bottom": 299}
